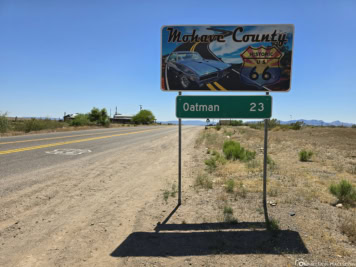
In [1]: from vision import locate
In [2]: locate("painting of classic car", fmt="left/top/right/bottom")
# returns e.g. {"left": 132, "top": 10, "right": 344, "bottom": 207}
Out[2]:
{"left": 165, "top": 51, "right": 232, "bottom": 90}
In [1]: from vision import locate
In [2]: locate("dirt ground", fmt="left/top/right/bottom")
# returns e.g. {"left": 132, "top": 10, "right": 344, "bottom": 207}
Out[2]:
{"left": 1, "top": 126, "right": 355, "bottom": 267}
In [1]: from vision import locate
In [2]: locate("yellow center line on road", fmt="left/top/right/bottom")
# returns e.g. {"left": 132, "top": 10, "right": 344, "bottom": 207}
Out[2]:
{"left": 0, "top": 129, "right": 157, "bottom": 155}
{"left": 213, "top": 82, "right": 227, "bottom": 91}
{"left": 0, "top": 129, "right": 141, "bottom": 145}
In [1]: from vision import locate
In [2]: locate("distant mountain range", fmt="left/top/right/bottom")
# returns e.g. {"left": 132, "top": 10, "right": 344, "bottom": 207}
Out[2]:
{"left": 159, "top": 119, "right": 355, "bottom": 127}
{"left": 278, "top": 119, "right": 354, "bottom": 127}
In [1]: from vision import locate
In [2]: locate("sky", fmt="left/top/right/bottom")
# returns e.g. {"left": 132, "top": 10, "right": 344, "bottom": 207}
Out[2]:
{"left": 0, "top": 0, "right": 355, "bottom": 123}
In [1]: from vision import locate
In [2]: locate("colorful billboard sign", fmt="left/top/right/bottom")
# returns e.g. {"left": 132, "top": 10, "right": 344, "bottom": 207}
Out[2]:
{"left": 161, "top": 25, "right": 294, "bottom": 92}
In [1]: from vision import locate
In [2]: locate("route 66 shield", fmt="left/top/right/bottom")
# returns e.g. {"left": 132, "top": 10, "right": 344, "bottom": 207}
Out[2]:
{"left": 240, "top": 46, "right": 282, "bottom": 88}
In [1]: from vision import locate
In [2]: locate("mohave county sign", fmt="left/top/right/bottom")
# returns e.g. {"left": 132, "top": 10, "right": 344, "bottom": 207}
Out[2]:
{"left": 176, "top": 95, "right": 272, "bottom": 119}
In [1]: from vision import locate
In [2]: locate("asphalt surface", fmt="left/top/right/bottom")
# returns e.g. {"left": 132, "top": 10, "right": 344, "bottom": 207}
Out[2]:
{"left": 0, "top": 126, "right": 188, "bottom": 179}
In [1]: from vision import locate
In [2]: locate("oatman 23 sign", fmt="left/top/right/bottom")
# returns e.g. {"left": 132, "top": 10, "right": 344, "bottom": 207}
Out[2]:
{"left": 161, "top": 25, "right": 294, "bottom": 92}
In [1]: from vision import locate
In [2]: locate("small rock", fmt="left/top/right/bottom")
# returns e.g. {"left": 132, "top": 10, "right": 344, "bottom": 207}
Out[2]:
{"left": 289, "top": 212, "right": 295, "bottom": 216}
{"left": 90, "top": 223, "right": 94, "bottom": 226}
{"left": 336, "top": 203, "right": 343, "bottom": 208}
{"left": 337, "top": 255, "right": 342, "bottom": 258}
{"left": 226, "top": 136, "right": 230, "bottom": 139}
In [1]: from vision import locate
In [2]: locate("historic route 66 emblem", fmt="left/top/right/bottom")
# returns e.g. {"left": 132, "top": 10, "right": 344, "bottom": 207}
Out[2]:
{"left": 240, "top": 46, "right": 282, "bottom": 88}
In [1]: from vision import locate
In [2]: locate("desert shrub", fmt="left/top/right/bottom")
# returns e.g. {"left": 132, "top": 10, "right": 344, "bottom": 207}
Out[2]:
{"left": 248, "top": 122, "right": 263, "bottom": 130}
{"left": 70, "top": 114, "right": 91, "bottom": 126}
{"left": 223, "top": 206, "right": 237, "bottom": 224}
{"left": 170, "top": 184, "right": 177, "bottom": 197}
{"left": 230, "top": 120, "right": 243, "bottom": 126}
{"left": 226, "top": 179, "right": 235, "bottom": 193}
{"left": 163, "top": 184, "right": 178, "bottom": 203}
{"left": 21, "top": 118, "right": 64, "bottom": 133}
{"left": 223, "top": 140, "right": 241, "bottom": 160}
{"left": 205, "top": 157, "right": 217, "bottom": 172}
{"left": 290, "top": 121, "right": 303, "bottom": 130}
{"left": 247, "top": 159, "right": 260, "bottom": 169}
{"left": 223, "top": 129, "right": 233, "bottom": 136}
{"left": 352, "top": 124, "right": 356, "bottom": 129}
{"left": 195, "top": 173, "right": 213, "bottom": 189}
{"left": 163, "top": 190, "right": 170, "bottom": 203}
{"left": 235, "top": 182, "right": 247, "bottom": 198}
{"left": 211, "top": 151, "right": 227, "bottom": 165}
{"left": 268, "top": 118, "right": 280, "bottom": 129}
{"left": 268, "top": 218, "right": 280, "bottom": 231}
{"left": 329, "top": 180, "right": 356, "bottom": 206}
{"left": 223, "top": 140, "right": 255, "bottom": 161}
{"left": 267, "top": 155, "right": 277, "bottom": 171}
{"left": 299, "top": 150, "right": 313, "bottom": 162}
{"left": 0, "top": 113, "right": 10, "bottom": 133}
{"left": 215, "top": 125, "right": 221, "bottom": 131}
{"left": 340, "top": 215, "right": 356, "bottom": 243}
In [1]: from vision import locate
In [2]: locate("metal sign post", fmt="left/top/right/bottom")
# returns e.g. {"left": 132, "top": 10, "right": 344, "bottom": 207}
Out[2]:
{"left": 263, "top": 92, "right": 270, "bottom": 227}
{"left": 178, "top": 91, "right": 182, "bottom": 206}
{"left": 162, "top": 24, "right": 294, "bottom": 229}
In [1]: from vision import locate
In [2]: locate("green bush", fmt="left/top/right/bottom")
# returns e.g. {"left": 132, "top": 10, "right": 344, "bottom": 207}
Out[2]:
{"left": 223, "top": 140, "right": 255, "bottom": 161}
{"left": 88, "top": 107, "right": 110, "bottom": 126}
{"left": 70, "top": 114, "right": 91, "bottom": 126}
{"left": 329, "top": 180, "right": 356, "bottom": 206}
{"left": 352, "top": 124, "right": 356, "bottom": 129}
{"left": 290, "top": 121, "right": 303, "bottom": 130}
{"left": 223, "top": 140, "right": 241, "bottom": 160}
{"left": 299, "top": 150, "right": 313, "bottom": 162}
{"left": 0, "top": 113, "right": 10, "bottom": 133}
{"left": 132, "top": 109, "right": 156, "bottom": 125}
{"left": 215, "top": 125, "right": 221, "bottom": 131}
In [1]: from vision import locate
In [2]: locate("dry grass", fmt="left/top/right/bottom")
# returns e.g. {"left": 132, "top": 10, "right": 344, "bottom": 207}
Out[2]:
{"left": 192, "top": 125, "right": 356, "bottom": 261}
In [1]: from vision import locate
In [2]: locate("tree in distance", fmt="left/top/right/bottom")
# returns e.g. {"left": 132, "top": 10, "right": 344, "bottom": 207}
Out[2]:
{"left": 88, "top": 107, "right": 110, "bottom": 127}
{"left": 132, "top": 109, "right": 156, "bottom": 125}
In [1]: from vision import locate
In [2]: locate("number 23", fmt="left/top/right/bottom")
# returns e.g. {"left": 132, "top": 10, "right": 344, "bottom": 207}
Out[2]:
{"left": 250, "top": 102, "right": 264, "bottom": 112}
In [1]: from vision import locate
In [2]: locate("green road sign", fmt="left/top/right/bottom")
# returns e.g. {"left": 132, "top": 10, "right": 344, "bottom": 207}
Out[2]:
{"left": 176, "top": 95, "right": 272, "bottom": 119}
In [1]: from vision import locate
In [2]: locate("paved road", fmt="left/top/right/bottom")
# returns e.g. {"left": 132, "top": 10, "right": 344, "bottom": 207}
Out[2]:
{"left": 0, "top": 126, "right": 185, "bottom": 179}
{"left": 0, "top": 125, "right": 202, "bottom": 266}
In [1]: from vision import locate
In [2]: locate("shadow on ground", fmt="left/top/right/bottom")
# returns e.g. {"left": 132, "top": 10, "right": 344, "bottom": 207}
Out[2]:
{"left": 111, "top": 204, "right": 308, "bottom": 257}
{"left": 111, "top": 229, "right": 308, "bottom": 257}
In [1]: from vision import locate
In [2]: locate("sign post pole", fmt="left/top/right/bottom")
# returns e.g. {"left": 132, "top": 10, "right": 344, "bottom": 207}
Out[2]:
{"left": 178, "top": 91, "right": 182, "bottom": 206}
{"left": 263, "top": 92, "right": 270, "bottom": 227}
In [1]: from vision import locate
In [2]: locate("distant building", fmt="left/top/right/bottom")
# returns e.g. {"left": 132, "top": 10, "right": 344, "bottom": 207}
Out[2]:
{"left": 110, "top": 114, "right": 133, "bottom": 124}
{"left": 63, "top": 113, "right": 79, "bottom": 121}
